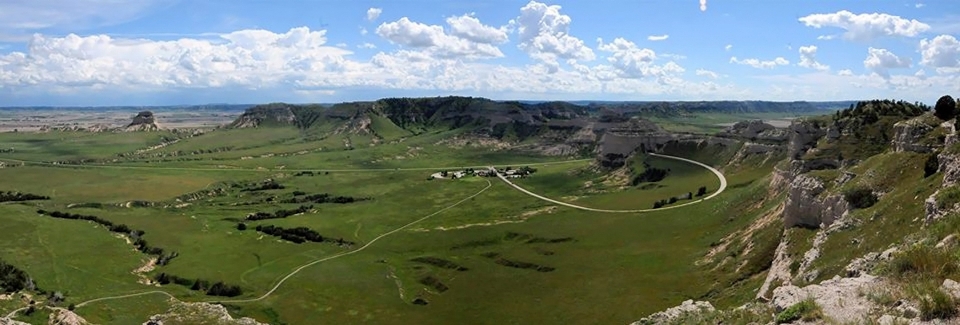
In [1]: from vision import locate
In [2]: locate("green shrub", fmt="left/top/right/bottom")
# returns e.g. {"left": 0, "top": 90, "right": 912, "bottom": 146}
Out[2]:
{"left": 919, "top": 288, "right": 958, "bottom": 321}
{"left": 775, "top": 298, "right": 822, "bottom": 323}
{"left": 887, "top": 245, "right": 959, "bottom": 280}
{"left": 844, "top": 187, "right": 878, "bottom": 209}
{"left": 937, "top": 185, "right": 960, "bottom": 210}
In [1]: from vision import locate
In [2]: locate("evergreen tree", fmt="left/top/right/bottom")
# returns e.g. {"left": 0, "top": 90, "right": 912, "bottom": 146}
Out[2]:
{"left": 934, "top": 95, "right": 957, "bottom": 120}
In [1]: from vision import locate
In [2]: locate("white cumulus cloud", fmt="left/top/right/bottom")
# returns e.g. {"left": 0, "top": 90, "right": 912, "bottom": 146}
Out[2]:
{"left": 647, "top": 34, "right": 669, "bottom": 41}
{"left": 367, "top": 8, "right": 382, "bottom": 21}
{"left": 0, "top": 27, "right": 357, "bottom": 89}
{"left": 696, "top": 69, "right": 719, "bottom": 79}
{"left": 596, "top": 37, "right": 684, "bottom": 81}
{"left": 515, "top": 1, "right": 595, "bottom": 66}
{"left": 798, "top": 45, "right": 829, "bottom": 71}
{"left": 446, "top": 14, "right": 509, "bottom": 44}
{"left": 700, "top": 0, "right": 707, "bottom": 11}
{"left": 724, "top": 44, "right": 732, "bottom": 51}
{"left": 837, "top": 69, "right": 853, "bottom": 76}
{"left": 863, "top": 47, "right": 911, "bottom": 78}
{"left": 375, "top": 17, "right": 504, "bottom": 59}
{"left": 729, "top": 56, "right": 789, "bottom": 69}
{"left": 358, "top": 42, "right": 376, "bottom": 49}
{"left": 798, "top": 10, "right": 930, "bottom": 41}
{"left": 919, "top": 34, "right": 960, "bottom": 69}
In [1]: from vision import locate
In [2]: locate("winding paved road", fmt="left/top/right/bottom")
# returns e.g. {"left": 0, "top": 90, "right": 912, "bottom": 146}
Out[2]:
{"left": 495, "top": 153, "right": 727, "bottom": 213}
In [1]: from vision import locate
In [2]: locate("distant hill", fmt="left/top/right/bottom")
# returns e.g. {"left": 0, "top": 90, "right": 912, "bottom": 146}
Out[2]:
{"left": 229, "top": 96, "right": 588, "bottom": 135}
{"left": 228, "top": 97, "right": 854, "bottom": 131}
{"left": 584, "top": 100, "right": 858, "bottom": 116}
{"left": 0, "top": 104, "right": 254, "bottom": 112}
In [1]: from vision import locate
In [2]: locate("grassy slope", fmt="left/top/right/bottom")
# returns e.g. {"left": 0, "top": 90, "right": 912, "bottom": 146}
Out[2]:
{"left": 0, "top": 119, "right": 781, "bottom": 324}
{"left": 0, "top": 131, "right": 175, "bottom": 162}
{"left": 513, "top": 156, "right": 721, "bottom": 210}
{"left": 810, "top": 152, "right": 942, "bottom": 283}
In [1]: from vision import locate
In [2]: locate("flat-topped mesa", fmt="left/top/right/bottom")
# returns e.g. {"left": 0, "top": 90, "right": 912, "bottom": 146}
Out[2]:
{"left": 230, "top": 104, "right": 297, "bottom": 128}
{"left": 125, "top": 110, "right": 160, "bottom": 131}
{"left": 720, "top": 120, "right": 789, "bottom": 142}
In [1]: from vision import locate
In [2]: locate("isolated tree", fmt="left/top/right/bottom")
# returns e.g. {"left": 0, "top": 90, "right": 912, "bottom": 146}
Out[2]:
{"left": 934, "top": 95, "right": 957, "bottom": 120}
{"left": 237, "top": 223, "right": 247, "bottom": 231}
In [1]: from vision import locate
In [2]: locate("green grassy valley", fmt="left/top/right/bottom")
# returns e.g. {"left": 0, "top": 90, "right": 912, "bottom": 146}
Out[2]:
{"left": 2, "top": 96, "right": 960, "bottom": 325}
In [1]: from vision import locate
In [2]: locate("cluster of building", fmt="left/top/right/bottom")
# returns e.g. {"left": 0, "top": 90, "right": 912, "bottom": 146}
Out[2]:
{"left": 428, "top": 166, "right": 537, "bottom": 180}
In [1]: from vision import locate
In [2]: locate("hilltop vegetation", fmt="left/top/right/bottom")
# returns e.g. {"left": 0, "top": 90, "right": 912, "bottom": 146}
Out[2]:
{"left": 637, "top": 95, "right": 960, "bottom": 324}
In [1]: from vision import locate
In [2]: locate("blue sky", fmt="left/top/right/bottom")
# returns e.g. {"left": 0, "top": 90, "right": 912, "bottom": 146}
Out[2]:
{"left": 0, "top": 0, "right": 958, "bottom": 106}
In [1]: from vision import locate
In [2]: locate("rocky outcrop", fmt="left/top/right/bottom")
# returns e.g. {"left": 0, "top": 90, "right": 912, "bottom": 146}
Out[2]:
{"left": 595, "top": 118, "right": 676, "bottom": 168}
{"left": 772, "top": 274, "right": 880, "bottom": 324}
{"left": 144, "top": 301, "right": 267, "bottom": 325}
{"left": 938, "top": 153, "right": 960, "bottom": 187}
{"left": 630, "top": 300, "right": 715, "bottom": 325}
{"left": 230, "top": 105, "right": 296, "bottom": 128}
{"left": 126, "top": 111, "right": 160, "bottom": 131}
{"left": 783, "top": 174, "right": 850, "bottom": 228}
{"left": 0, "top": 318, "right": 30, "bottom": 325}
{"left": 844, "top": 247, "right": 898, "bottom": 277}
{"left": 787, "top": 121, "right": 826, "bottom": 159}
{"left": 720, "top": 120, "right": 789, "bottom": 142}
{"left": 40, "top": 124, "right": 112, "bottom": 132}
{"left": 891, "top": 116, "right": 937, "bottom": 153}
{"left": 49, "top": 308, "right": 91, "bottom": 325}
{"left": 757, "top": 237, "right": 793, "bottom": 300}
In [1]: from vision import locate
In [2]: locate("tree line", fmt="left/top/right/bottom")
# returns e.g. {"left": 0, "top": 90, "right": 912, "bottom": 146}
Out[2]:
{"left": 250, "top": 224, "right": 355, "bottom": 246}
{"left": 0, "top": 191, "right": 49, "bottom": 203}
{"left": 244, "top": 205, "right": 313, "bottom": 221}
{"left": 281, "top": 192, "right": 369, "bottom": 205}
{"left": 154, "top": 273, "right": 243, "bottom": 297}
{"left": 240, "top": 180, "right": 285, "bottom": 192}
{"left": 36, "top": 210, "right": 179, "bottom": 266}
{"left": 0, "top": 258, "right": 36, "bottom": 293}
{"left": 631, "top": 167, "right": 669, "bottom": 185}
{"left": 651, "top": 186, "right": 708, "bottom": 209}
{"left": 293, "top": 171, "right": 330, "bottom": 177}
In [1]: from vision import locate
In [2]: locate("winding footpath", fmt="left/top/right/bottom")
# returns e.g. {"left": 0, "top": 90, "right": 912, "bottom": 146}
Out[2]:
{"left": 2, "top": 153, "right": 725, "bottom": 316}
{"left": 68, "top": 179, "right": 493, "bottom": 308}
{"left": 495, "top": 153, "right": 727, "bottom": 213}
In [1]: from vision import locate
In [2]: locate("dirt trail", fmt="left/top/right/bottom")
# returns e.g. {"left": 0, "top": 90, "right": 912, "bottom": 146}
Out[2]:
{"left": 73, "top": 179, "right": 493, "bottom": 307}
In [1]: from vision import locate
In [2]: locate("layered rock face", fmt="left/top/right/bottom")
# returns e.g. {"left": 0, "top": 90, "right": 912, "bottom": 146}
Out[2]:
{"left": 786, "top": 121, "right": 826, "bottom": 159}
{"left": 720, "top": 120, "right": 789, "bottom": 142}
{"left": 230, "top": 105, "right": 296, "bottom": 128}
{"left": 773, "top": 120, "right": 853, "bottom": 229}
{"left": 630, "top": 300, "right": 715, "bottom": 325}
{"left": 891, "top": 116, "right": 937, "bottom": 153}
{"left": 125, "top": 111, "right": 160, "bottom": 131}
{"left": 782, "top": 173, "right": 850, "bottom": 228}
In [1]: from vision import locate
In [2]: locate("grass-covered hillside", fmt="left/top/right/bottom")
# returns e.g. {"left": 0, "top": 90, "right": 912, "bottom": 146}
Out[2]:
{"left": 9, "top": 96, "right": 958, "bottom": 324}
{"left": 640, "top": 96, "right": 960, "bottom": 324}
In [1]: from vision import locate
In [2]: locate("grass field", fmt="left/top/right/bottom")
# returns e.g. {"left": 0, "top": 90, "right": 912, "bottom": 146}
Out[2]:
{"left": 0, "top": 124, "right": 777, "bottom": 324}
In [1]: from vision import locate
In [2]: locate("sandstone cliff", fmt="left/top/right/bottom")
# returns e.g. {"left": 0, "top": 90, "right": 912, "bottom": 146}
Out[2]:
{"left": 125, "top": 111, "right": 160, "bottom": 131}
{"left": 890, "top": 114, "right": 942, "bottom": 153}
{"left": 782, "top": 173, "right": 850, "bottom": 228}
{"left": 230, "top": 104, "right": 296, "bottom": 128}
